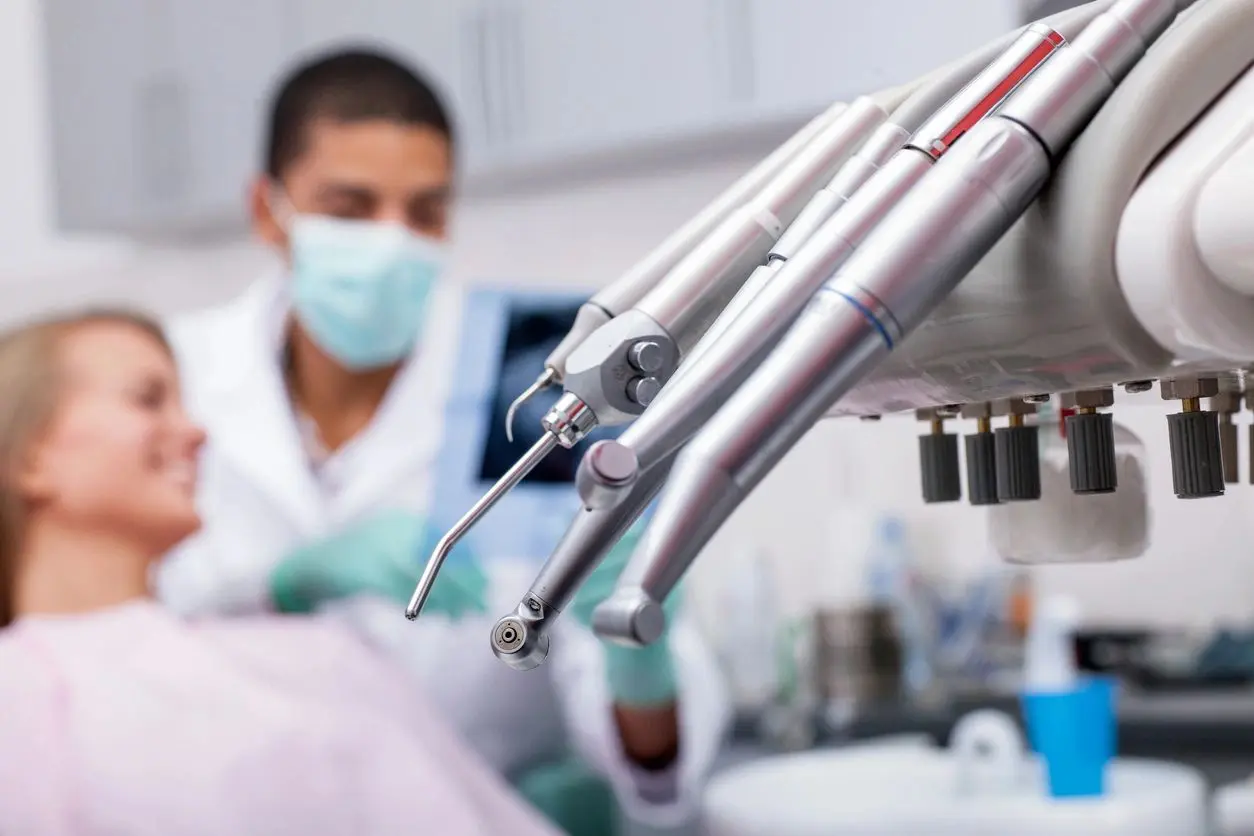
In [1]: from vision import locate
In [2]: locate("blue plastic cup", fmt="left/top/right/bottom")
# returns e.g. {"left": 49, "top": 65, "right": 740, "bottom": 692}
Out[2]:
{"left": 1021, "top": 676, "right": 1117, "bottom": 798}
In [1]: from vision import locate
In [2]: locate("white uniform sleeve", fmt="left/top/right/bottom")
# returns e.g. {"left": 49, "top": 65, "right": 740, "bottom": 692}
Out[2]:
{"left": 156, "top": 307, "right": 278, "bottom": 619}
{"left": 546, "top": 612, "right": 732, "bottom": 828}
{"left": 155, "top": 532, "right": 275, "bottom": 618}
{"left": 0, "top": 637, "right": 75, "bottom": 835}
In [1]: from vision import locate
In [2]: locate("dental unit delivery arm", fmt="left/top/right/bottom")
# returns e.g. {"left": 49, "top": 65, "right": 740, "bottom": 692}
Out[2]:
{"left": 413, "top": 7, "right": 1113, "bottom": 622}
{"left": 486, "top": 6, "right": 1102, "bottom": 669}
{"left": 591, "top": 0, "right": 1184, "bottom": 647}
{"left": 406, "top": 85, "right": 909, "bottom": 618}
{"left": 575, "top": 6, "right": 1112, "bottom": 512}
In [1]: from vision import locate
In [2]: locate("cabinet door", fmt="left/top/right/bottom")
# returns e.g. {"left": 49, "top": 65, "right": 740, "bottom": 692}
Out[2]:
{"left": 738, "top": 0, "right": 1024, "bottom": 120}
{"left": 292, "top": 0, "right": 496, "bottom": 173}
{"left": 43, "top": 0, "right": 290, "bottom": 234}
{"left": 43, "top": 0, "right": 153, "bottom": 232}
{"left": 497, "top": 0, "right": 728, "bottom": 163}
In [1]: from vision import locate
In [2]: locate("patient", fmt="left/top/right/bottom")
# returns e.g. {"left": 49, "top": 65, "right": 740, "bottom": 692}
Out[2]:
{"left": 0, "top": 310, "right": 560, "bottom": 836}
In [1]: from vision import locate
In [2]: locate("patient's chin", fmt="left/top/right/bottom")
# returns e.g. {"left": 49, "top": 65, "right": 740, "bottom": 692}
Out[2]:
{"left": 150, "top": 511, "right": 204, "bottom": 557}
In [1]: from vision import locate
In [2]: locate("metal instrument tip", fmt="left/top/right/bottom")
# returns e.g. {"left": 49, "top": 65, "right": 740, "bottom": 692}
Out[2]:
{"left": 405, "top": 431, "right": 561, "bottom": 620}
{"left": 505, "top": 368, "right": 558, "bottom": 443}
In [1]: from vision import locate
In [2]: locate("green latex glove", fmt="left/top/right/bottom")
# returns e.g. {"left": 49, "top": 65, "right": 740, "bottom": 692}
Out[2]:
{"left": 513, "top": 758, "right": 618, "bottom": 836}
{"left": 567, "top": 518, "right": 679, "bottom": 708}
{"left": 269, "top": 510, "right": 489, "bottom": 618}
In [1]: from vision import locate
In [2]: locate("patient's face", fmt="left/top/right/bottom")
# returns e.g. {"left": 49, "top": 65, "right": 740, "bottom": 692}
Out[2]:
{"left": 28, "top": 323, "right": 206, "bottom": 556}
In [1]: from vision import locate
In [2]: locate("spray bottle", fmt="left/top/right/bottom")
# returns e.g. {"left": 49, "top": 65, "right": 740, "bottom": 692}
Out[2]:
{"left": 1021, "top": 595, "right": 1117, "bottom": 798}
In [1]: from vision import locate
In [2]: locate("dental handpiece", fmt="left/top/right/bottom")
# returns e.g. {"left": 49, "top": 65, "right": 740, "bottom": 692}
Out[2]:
{"left": 590, "top": 0, "right": 1182, "bottom": 647}
{"left": 573, "top": 21, "right": 1074, "bottom": 511}
{"left": 503, "top": 101, "right": 852, "bottom": 439}
{"left": 405, "top": 99, "right": 891, "bottom": 619}
{"left": 489, "top": 451, "right": 677, "bottom": 670}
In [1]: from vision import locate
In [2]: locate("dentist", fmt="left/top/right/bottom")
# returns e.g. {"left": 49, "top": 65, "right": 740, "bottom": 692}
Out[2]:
{"left": 156, "top": 46, "right": 730, "bottom": 834}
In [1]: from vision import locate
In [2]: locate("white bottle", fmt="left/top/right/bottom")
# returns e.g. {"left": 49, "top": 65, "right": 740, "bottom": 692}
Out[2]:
{"left": 1023, "top": 594, "right": 1081, "bottom": 692}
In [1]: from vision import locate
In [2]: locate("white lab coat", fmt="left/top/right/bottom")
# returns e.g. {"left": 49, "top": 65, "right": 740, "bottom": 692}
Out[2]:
{"left": 155, "top": 274, "right": 732, "bottom": 825}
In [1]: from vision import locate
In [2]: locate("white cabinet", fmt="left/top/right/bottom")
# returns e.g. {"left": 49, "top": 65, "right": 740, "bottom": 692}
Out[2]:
{"left": 731, "top": 0, "right": 1026, "bottom": 121}
{"left": 43, "top": 0, "right": 289, "bottom": 234}
{"left": 42, "top": 0, "right": 742, "bottom": 236}
{"left": 41, "top": 1, "right": 1044, "bottom": 236}
{"left": 162, "top": 3, "right": 292, "bottom": 224}
{"left": 491, "top": 0, "right": 730, "bottom": 164}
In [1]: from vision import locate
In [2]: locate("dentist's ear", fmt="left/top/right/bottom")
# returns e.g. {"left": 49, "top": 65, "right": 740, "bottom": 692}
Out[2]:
{"left": 249, "top": 176, "right": 288, "bottom": 251}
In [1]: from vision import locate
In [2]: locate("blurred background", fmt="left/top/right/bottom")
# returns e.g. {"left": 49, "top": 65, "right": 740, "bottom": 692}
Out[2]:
{"left": 8, "top": 1, "right": 1254, "bottom": 833}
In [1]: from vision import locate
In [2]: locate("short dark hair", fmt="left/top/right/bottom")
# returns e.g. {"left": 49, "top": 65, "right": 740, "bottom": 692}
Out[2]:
{"left": 263, "top": 47, "right": 455, "bottom": 178}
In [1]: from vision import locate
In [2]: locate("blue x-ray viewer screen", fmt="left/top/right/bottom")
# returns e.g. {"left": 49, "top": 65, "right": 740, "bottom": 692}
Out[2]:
{"left": 479, "top": 302, "right": 623, "bottom": 484}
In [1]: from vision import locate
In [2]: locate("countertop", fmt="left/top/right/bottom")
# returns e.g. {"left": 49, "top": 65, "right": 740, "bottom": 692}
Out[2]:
{"left": 624, "top": 687, "right": 1254, "bottom": 836}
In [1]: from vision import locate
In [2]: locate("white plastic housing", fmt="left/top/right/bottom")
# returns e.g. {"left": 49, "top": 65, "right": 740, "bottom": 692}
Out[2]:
{"left": 1116, "top": 64, "right": 1254, "bottom": 365}
{"left": 989, "top": 417, "right": 1150, "bottom": 564}
{"left": 1195, "top": 135, "right": 1254, "bottom": 297}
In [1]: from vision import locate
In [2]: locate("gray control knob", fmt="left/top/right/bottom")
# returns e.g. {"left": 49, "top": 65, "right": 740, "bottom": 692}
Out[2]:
{"left": 918, "top": 432, "right": 961, "bottom": 503}
{"left": 1220, "top": 419, "right": 1238, "bottom": 484}
{"left": 1167, "top": 410, "right": 1224, "bottom": 499}
{"left": 994, "top": 425, "right": 1041, "bottom": 501}
{"left": 1065, "top": 411, "right": 1117, "bottom": 494}
{"left": 1249, "top": 424, "right": 1253, "bottom": 485}
{"left": 628, "top": 341, "right": 665, "bottom": 374}
{"left": 964, "top": 431, "right": 999, "bottom": 505}
{"left": 626, "top": 376, "right": 662, "bottom": 407}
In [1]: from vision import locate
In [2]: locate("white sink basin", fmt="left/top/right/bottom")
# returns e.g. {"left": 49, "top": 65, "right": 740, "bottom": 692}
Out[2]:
{"left": 701, "top": 746, "right": 1207, "bottom": 836}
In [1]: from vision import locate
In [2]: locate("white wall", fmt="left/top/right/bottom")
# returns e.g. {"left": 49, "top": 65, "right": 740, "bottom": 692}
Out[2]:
{"left": 6, "top": 0, "right": 1254, "bottom": 633}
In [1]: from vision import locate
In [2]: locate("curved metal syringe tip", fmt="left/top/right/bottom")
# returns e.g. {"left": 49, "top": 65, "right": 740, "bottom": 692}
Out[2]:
{"left": 405, "top": 529, "right": 457, "bottom": 619}
{"left": 504, "top": 367, "right": 558, "bottom": 443}
{"left": 405, "top": 432, "right": 559, "bottom": 619}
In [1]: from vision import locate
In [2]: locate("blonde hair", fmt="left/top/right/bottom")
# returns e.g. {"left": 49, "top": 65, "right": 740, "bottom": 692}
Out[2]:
{"left": 0, "top": 308, "right": 171, "bottom": 628}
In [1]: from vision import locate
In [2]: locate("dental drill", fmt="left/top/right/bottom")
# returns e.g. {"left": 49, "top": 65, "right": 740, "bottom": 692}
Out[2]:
{"left": 487, "top": 11, "right": 1090, "bottom": 669}
{"left": 407, "top": 92, "right": 899, "bottom": 618}
{"left": 592, "top": 0, "right": 1184, "bottom": 648}
{"left": 490, "top": 453, "right": 678, "bottom": 670}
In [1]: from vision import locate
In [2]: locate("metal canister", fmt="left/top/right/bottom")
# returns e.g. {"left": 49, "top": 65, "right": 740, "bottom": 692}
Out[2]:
{"left": 812, "top": 605, "right": 904, "bottom": 708}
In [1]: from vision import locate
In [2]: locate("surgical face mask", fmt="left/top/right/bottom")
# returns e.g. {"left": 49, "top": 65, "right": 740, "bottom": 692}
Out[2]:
{"left": 286, "top": 214, "right": 448, "bottom": 370}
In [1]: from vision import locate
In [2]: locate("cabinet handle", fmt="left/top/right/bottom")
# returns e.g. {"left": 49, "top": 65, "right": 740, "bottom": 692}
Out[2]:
{"left": 464, "top": 10, "right": 497, "bottom": 145}
{"left": 504, "top": 5, "right": 526, "bottom": 142}
{"left": 718, "top": 0, "right": 757, "bottom": 105}
{"left": 135, "top": 77, "right": 191, "bottom": 205}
